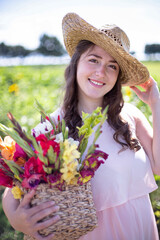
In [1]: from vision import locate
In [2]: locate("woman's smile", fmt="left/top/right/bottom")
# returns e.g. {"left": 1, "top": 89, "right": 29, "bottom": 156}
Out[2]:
{"left": 88, "top": 78, "right": 105, "bottom": 87}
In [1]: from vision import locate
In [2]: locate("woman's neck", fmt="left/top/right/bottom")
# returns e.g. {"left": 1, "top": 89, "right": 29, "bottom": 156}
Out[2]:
{"left": 78, "top": 98, "right": 103, "bottom": 114}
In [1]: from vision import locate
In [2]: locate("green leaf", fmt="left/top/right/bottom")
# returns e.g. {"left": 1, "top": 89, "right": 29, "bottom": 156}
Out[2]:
{"left": 3, "top": 159, "right": 23, "bottom": 181}
{"left": 0, "top": 124, "right": 36, "bottom": 158}
{"left": 62, "top": 119, "right": 66, "bottom": 140}
{"left": 47, "top": 146, "right": 57, "bottom": 164}
{"left": 43, "top": 166, "right": 53, "bottom": 174}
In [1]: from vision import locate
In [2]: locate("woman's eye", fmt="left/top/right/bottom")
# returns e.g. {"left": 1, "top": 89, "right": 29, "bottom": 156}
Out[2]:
{"left": 89, "top": 59, "right": 98, "bottom": 63}
{"left": 109, "top": 65, "right": 117, "bottom": 70}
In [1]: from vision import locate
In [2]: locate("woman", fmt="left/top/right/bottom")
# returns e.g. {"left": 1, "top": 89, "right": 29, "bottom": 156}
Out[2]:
{"left": 2, "top": 13, "right": 160, "bottom": 240}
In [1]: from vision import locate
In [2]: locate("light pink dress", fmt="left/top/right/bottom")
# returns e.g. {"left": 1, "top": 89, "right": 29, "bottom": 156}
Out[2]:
{"left": 78, "top": 104, "right": 159, "bottom": 240}
{"left": 35, "top": 104, "right": 159, "bottom": 240}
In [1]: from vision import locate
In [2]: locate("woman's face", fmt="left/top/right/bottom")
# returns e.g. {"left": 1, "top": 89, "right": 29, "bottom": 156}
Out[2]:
{"left": 76, "top": 45, "right": 120, "bottom": 106}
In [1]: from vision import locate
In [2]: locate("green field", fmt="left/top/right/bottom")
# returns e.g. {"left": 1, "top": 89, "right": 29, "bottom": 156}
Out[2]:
{"left": 0, "top": 61, "right": 160, "bottom": 239}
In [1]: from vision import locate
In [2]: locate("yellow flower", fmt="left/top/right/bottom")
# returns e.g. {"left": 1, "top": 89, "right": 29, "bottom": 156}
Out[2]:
{"left": 60, "top": 160, "right": 79, "bottom": 185}
{"left": 79, "top": 175, "right": 92, "bottom": 184}
{"left": 8, "top": 83, "right": 19, "bottom": 93}
{"left": 11, "top": 186, "right": 24, "bottom": 199}
{"left": 63, "top": 139, "right": 80, "bottom": 163}
{"left": 125, "top": 86, "right": 132, "bottom": 97}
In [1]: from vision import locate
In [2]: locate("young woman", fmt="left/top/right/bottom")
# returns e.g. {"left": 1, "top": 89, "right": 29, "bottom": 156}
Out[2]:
{"left": 2, "top": 13, "right": 160, "bottom": 240}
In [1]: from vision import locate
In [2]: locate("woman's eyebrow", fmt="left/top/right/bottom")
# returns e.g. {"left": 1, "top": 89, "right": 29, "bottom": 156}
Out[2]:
{"left": 87, "top": 54, "right": 118, "bottom": 64}
{"left": 88, "top": 54, "right": 102, "bottom": 59}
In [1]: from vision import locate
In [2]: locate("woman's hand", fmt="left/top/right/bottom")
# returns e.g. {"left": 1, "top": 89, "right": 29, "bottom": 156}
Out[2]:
{"left": 3, "top": 189, "right": 60, "bottom": 240}
{"left": 130, "top": 76, "right": 160, "bottom": 108}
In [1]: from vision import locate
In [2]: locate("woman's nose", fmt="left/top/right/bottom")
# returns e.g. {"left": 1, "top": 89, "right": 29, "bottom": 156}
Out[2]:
{"left": 95, "top": 65, "right": 106, "bottom": 77}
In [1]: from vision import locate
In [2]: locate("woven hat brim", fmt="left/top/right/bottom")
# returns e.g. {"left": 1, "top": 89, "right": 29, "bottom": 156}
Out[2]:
{"left": 62, "top": 13, "right": 150, "bottom": 86}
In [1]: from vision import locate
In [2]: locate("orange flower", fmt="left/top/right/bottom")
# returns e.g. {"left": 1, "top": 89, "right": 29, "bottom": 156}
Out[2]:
{"left": 0, "top": 136, "right": 16, "bottom": 160}
{"left": 15, "top": 157, "right": 26, "bottom": 167}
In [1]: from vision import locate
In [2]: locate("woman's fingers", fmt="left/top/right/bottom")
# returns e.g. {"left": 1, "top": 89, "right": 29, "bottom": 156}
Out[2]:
{"left": 32, "top": 204, "right": 60, "bottom": 223}
{"left": 35, "top": 214, "right": 60, "bottom": 231}
{"left": 20, "top": 190, "right": 36, "bottom": 208}
{"left": 34, "top": 232, "right": 55, "bottom": 240}
{"left": 28, "top": 201, "right": 56, "bottom": 217}
{"left": 138, "top": 76, "right": 155, "bottom": 90}
{"left": 130, "top": 86, "right": 141, "bottom": 94}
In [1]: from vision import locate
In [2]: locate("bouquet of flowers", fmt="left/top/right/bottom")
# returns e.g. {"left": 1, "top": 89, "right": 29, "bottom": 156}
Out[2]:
{"left": 0, "top": 101, "right": 108, "bottom": 240}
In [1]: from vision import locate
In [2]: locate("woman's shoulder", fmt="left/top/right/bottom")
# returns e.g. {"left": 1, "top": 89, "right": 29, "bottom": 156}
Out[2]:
{"left": 120, "top": 103, "right": 144, "bottom": 129}
{"left": 122, "top": 102, "right": 148, "bottom": 122}
{"left": 121, "top": 102, "right": 143, "bottom": 118}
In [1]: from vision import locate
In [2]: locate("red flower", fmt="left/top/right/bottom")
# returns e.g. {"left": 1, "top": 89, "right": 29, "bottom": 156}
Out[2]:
{"left": 36, "top": 134, "right": 60, "bottom": 156}
{"left": 46, "top": 116, "right": 50, "bottom": 121}
{"left": 21, "top": 157, "right": 47, "bottom": 189}
{"left": 0, "top": 169, "right": 13, "bottom": 188}
{"left": 23, "top": 157, "right": 45, "bottom": 178}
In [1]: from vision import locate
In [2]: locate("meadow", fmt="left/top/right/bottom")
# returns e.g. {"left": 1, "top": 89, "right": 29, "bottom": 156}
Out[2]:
{"left": 0, "top": 61, "right": 160, "bottom": 239}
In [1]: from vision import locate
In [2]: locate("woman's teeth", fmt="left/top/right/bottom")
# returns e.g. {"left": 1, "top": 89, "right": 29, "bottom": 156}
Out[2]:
{"left": 89, "top": 79, "right": 104, "bottom": 86}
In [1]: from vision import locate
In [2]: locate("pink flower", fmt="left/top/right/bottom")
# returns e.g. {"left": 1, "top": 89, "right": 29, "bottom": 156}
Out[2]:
{"left": 78, "top": 169, "right": 94, "bottom": 185}
{"left": 22, "top": 174, "right": 45, "bottom": 189}
{"left": 36, "top": 134, "right": 60, "bottom": 156}
{"left": 48, "top": 171, "right": 62, "bottom": 184}
{"left": 47, "top": 171, "right": 64, "bottom": 190}
{"left": 0, "top": 169, "right": 13, "bottom": 188}
{"left": 80, "top": 169, "right": 94, "bottom": 178}
{"left": 13, "top": 143, "right": 28, "bottom": 166}
{"left": 93, "top": 149, "right": 109, "bottom": 160}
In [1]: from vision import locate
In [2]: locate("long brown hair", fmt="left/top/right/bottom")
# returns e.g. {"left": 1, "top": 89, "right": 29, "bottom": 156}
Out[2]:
{"left": 62, "top": 40, "right": 141, "bottom": 151}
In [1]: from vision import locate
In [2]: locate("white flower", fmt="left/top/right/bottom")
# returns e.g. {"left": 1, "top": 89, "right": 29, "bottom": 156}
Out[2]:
{"left": 68, "top": 137, "right": 79, "bottom": 147}
{"left": 32, "top": 120, "right": 53, "bottom": 137}
{"left": 55, "top": 132, "right": 64, "bottom": 143}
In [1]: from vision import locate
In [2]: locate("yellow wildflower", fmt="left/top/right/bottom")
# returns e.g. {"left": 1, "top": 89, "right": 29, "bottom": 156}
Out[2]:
{"left": 11, "top": 186, "right": 24, "bottom": 199}
{"left": 60, "top": 160, "right": 79, "bottom": 185}
{"left": 125, "top": 86, "right": 132, "bottom": 97}
{"left": 8, "top": 83, "right": 19, "bottom": 93}
{"left": 63, "top": 139, "right": 80, "bottom": 163}
{"left": 79, "top": 175, "right": 92, "bottom": 184}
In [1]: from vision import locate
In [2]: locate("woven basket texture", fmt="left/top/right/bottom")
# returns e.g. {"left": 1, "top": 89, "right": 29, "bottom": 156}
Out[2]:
{"left": 23, "top": 182, "right": 98, "bottom": 240}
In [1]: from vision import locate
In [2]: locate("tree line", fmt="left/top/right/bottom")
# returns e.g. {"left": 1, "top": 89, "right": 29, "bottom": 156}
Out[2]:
{"left": 0, "top": 34, "right": 160, "bottom": 59}
{"left": 145, "top": 44, "right": 160, "bottom": 60}
{"left": 0, "top": 34, "right": 66, "bottom": 57}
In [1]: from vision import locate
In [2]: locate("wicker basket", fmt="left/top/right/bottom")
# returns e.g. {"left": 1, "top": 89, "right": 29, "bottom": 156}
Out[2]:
{"left": 23, "top": 182, "right": 98, "bottom": 240}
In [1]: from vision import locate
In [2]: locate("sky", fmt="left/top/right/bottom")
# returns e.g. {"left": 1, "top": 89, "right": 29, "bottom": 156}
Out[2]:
{"left": 0, "top": 0, "right": 160, "bottom": 57}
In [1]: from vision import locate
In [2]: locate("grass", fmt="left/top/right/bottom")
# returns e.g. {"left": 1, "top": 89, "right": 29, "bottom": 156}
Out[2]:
{"left": 0, "top": 61, "right": 160, "bottom": 238}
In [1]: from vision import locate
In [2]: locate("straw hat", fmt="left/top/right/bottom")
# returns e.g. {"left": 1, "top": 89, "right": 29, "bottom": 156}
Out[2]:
{"left": 62, "top": 13, "right": 150, "bottom": 86}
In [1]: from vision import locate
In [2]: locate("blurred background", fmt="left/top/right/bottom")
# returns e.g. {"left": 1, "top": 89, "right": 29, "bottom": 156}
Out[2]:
{"left": 0, "top": 0, "right": 160, "bottom": 239}
{"left": 0, "top": 0, "right": 160, "bottom": 66}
